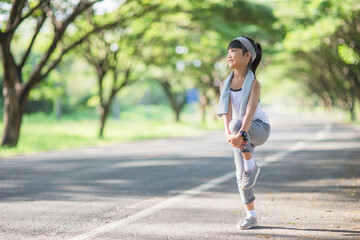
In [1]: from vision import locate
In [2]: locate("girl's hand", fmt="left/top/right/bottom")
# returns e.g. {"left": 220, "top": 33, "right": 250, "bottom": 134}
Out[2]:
{"left": 228, "top": 134, "right": 244, "bottom": 148}
{"left": 226, "top": 132, "right": 232, "bottom": 141}
{"left": 240, "top": 139, "right": 248, "bottom": 149}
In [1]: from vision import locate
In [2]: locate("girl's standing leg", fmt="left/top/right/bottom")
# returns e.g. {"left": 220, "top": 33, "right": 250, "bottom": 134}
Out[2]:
{"left": 230, "top": 119, "right": 270, "bottom": 229}
{"left": 233, "top": 147, "right": 258, "bottom": 229}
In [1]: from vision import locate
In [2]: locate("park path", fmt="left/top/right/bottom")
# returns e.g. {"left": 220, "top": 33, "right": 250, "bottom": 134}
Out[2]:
{"left": 0, "top": 112, "right": 359, "bottom": 239}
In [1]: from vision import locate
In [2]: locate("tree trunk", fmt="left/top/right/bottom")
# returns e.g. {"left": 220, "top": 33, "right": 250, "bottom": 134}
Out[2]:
{"left": 171, "top": 99, "right": 186, "bottom": 123}
{"left": 200, "top": 92, "right": 207, "bottom": 123}
{"left": 98, "top": 103, "right": 110, "bottom": 139}
{"left": 1, "top": 95, "right": 24, "bottom": 147}
{"left": 98, "top": 93, "right": 117, "bottom": 138}
{"left": 349, "top": 97, "right": 356, "bottom": 121}
{"left": 175, "top": 108, "right": 181, "bottom": 122}
{"left": 1, "top": 76, "right": 32, "bottom": 147}
{"left": 0, "top": 36, "right": 25, "bottom": 147}
{"left": 158, "top": 81, "right": 186, "bottom": 123}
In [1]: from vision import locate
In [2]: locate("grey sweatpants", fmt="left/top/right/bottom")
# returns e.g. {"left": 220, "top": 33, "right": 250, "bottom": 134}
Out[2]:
{"left": 229, "top": 118, "right": 270, "bottom": 204}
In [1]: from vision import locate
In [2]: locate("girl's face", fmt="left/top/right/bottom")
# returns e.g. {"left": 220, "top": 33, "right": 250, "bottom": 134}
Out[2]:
{"left": 227, "top": 48, "right": 251, "bottom": 69}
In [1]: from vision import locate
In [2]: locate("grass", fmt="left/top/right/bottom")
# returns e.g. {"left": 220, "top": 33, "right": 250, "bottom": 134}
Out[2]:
{"left": 4, "top": 103, "right": 356, "bottom": 158}
{"left": 0, "top": 104, "right": 223, "bottom": 157}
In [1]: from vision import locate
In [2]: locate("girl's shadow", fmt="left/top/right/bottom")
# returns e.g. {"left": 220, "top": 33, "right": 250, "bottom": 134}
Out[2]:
{"left": 253, "top": 226, "right": 360, "bottom": 237}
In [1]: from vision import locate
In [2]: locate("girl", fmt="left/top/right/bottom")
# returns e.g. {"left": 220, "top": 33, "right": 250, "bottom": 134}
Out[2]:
{"left": 218, "top": 36, "right": 270, "bottom": 229}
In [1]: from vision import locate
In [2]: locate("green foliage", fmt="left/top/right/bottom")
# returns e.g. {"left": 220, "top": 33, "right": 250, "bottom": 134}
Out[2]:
{"left": 29, "top": 70, "right": 64, "bottom": 101}
{"left": 338, "top": 44, "right": 360, "bottom": 65}
{"left": 4, "top": 0, "right": 360, "bottom": 150}
{"left": 267, "top": 0, "right": 360, "bottom": 119}
{"left": 283, "top": 16, "right": 341, "bottom": 52}
{"left": 0, "top": 105, "right": 222, "bottom": 157}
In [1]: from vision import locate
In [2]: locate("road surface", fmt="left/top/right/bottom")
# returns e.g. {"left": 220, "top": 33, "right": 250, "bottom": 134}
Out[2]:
{"left": 0, "top": 112, "right": 359, "bottom": 239}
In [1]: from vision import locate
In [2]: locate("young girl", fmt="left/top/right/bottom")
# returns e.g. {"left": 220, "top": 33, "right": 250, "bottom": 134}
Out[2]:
{"left": 218, "top": 36, "right": 270, "bottom": 229}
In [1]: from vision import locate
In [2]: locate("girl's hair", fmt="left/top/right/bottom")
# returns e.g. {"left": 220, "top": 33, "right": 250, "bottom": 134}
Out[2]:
{"left": 227, "top": 36, "right": 262, "bottom": 74}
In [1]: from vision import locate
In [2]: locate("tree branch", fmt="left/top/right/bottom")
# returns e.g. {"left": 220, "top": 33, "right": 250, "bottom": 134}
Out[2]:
{"left": 115, "top": 64, "right": 132, "bottom": 92}
{"left": 29, "top": 1, "right": 159, "bottom": 93}
{"left": 6, "top": 0, "right": 44, "bottom": 34}
{"left": 60, "top": 1, "right": 101, "bottom": 33}
{"left": 82, "top": 51, "right": 98, "bottom": 69}
{"left": 21, "top": 1, "right": 43, "bottom": 20}
{"left": 43, "top": 1, "right": 61, "bottom": 30}
{"left": 19, "top": 12, "right": 46, "bottom": 71}
{"left": 41, "top": 21, "right": 118, "bottom": 79}
{"left": 30, "top": 1, "right": 103, "bottom": 83}
{"left": 6, "top": 0, "right": 25, "bottom": 33}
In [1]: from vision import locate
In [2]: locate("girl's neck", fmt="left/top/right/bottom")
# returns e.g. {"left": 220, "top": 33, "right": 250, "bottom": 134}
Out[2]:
{"left": 233, "top": 67, "right": 248, "bottom": 80}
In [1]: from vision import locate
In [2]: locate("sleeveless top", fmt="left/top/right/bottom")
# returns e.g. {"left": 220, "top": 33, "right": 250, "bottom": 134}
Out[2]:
{"left": 230, "top": 88, "right": 269, "bottom": 124}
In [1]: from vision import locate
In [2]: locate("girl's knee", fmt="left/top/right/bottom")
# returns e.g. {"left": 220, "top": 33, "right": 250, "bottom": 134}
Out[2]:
{"left": 240, "top": 189, "right": 255, "bottom": 204}
{"left": 243, "top": 196, "right": 256, "bottom": 204}
{"left": 229, "top": 119, "right": 242, "bottom": 135}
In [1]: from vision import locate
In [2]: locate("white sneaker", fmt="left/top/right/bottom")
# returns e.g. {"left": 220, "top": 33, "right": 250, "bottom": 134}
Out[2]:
{"left": 236, "top": 217, "right": 258, "bottom": 230}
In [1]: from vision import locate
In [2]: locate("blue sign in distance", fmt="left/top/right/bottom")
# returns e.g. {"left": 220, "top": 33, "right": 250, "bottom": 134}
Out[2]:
{"left": 186, "top": 88, "right": 199, "bottom": 103}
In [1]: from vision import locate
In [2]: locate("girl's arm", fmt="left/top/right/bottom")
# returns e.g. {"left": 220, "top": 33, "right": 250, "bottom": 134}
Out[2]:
{"left": 223, "top": 100, "right": 233, "bottom": 138}
{"left": 229, "top": 78, "right": 261, "bottom": 147}
{"left": 220, "top": 81, "right": 232, "bottom": 138}
{"left": 240, "top": 78, "right": 261, "bottom": 132}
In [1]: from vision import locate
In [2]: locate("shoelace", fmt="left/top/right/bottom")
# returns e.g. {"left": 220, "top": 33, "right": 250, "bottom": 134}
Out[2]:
{"left": 241, "top": 217, "right": 253, "bottom": 226}
{"left": 243, "top": 171, "right": 251, "bottom": 181}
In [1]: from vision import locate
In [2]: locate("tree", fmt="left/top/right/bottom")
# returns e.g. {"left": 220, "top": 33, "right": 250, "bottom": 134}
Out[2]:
{"left": 79, "top": 2, "right": 162, "bottom": 137}
{"left": 145, "top": 45, "right": 190, "bottom": 122}
{"left": 142, "top": 0, "right": 279, "bottom": 122}
{"left": 138, "top": 9, "right": 196, "bottom": 122}
{"left": 186, "top": 0, "right": 280, "bottom": 122}
{"left": 274, "top": 0, "right": 360, "bottom": 118}
{"left": 0, "top": 0, "right": 121, "bottom": 147}
{"left": 81, "top": 31, "right": 146, "bottom": 138}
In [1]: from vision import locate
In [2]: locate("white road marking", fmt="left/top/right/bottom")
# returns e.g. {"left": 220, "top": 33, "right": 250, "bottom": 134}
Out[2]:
{"left": 68, "top": 172, "right": 234, "bottom": 240}
{"left": 68, "top": 124, "right": 331, "bottom": 240}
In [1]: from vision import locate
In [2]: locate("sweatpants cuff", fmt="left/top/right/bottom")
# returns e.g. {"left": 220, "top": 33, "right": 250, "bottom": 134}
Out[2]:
{"left": 243, "top": 196, "right": 256, "bottom": 204}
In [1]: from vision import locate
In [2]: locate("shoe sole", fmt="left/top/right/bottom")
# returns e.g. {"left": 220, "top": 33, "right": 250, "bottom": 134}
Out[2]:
{"left": 241, "top": 167, "right": 261, "bottom": 190}
{"left": 236, "top": 223, "right": 259, "bottom": 230}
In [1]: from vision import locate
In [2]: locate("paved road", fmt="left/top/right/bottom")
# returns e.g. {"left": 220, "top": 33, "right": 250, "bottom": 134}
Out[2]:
{"left": 0, "top": 112, "right": 359, "bottom": 240}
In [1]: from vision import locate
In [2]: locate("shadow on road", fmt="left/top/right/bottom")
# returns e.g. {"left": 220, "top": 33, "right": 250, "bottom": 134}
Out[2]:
{"left": 257, "top": 226, "right": 360, "bottom": 236}
{"left": 0, "top": 155, "right": 234, "bottom": 201}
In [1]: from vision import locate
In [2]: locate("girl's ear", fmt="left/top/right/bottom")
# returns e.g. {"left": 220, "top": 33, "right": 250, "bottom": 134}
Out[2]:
{"left": 244, "top": 51, "right": 251, "bottom": 60}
